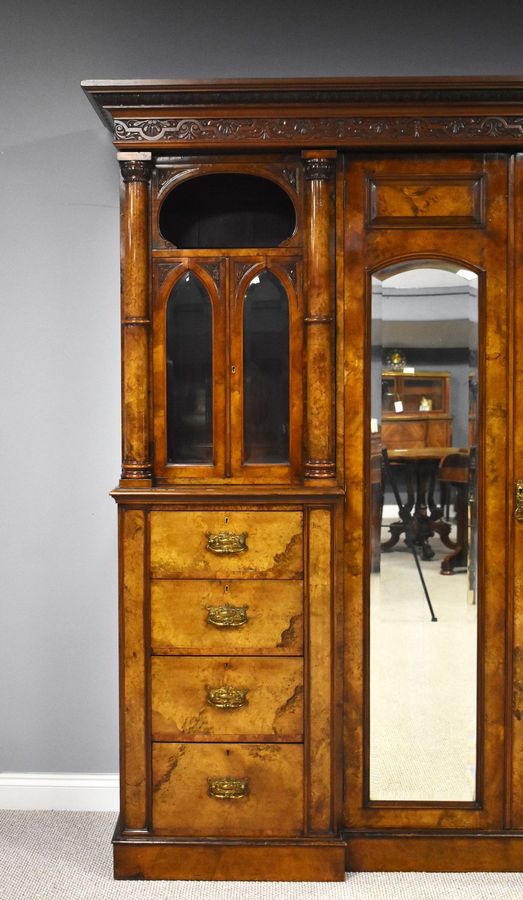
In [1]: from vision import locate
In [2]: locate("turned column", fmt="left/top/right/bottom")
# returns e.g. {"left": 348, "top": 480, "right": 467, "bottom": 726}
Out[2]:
{"left": 118, "top": 152, "right": 153, "bottom": 486}
{"left": 302, "top": 151, "right": 336, "bottom": 481}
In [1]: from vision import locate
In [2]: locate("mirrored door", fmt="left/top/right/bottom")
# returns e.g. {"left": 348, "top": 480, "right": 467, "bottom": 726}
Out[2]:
{"left": 344, "top": 154, "right": 510, "bottom": 830}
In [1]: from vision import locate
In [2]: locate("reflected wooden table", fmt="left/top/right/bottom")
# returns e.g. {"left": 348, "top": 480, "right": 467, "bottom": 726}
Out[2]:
{"left": 380, "top": 446, "right": 469, "bottom": 569}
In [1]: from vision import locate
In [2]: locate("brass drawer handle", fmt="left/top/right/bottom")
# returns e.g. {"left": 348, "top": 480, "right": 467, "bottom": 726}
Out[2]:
{"left": 515, "top": 480, "right": 523, "bottom": 522}
{"left": 208, "top": 776, "right": 249, "bottom": 800}
{"left": 206, "top": 531, "right": 248, "bottom": 554}
{"left": 206, "top": 604, "right": 249, "bottom": 628}
{"left": 207, "top": 685, "right": 249, "bottom": 709}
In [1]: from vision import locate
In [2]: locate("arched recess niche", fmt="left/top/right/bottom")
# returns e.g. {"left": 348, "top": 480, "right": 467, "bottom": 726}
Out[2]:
{"left": 158, "top": 173, "right": 297, "bottom": 248}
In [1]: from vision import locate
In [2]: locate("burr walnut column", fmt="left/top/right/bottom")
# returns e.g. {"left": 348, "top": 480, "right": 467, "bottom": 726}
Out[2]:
{"left": 118, "top": 154, "right": 153, "bottom": 486}
{"left": 303, "top": 152, "right": 336, "bottom": 480}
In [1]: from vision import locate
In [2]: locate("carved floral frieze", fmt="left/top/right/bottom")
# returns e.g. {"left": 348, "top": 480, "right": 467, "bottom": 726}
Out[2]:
{"left": 114, "top": 116, "right": 523, "bottom": 146}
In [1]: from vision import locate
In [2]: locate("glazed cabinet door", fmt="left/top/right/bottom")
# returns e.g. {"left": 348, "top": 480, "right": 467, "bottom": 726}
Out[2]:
{"left": 343, "top": 153, "right": 512, "bottom": 833}
{"left": 151, "top": 160, "right": 305, "bottom": 485}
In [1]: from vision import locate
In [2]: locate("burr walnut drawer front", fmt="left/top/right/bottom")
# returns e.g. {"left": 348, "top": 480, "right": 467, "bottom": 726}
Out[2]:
{"left": 151, "top": 579, "right": 303, "bottom": 656}
{"left": 149, "top": 510, "right": 303, "bottom": 579}
{"left": 152, "top": 742, "right": 304, "bottom": 837}
{"left": 151, "top": 656, "right": 303, "bottom": 742}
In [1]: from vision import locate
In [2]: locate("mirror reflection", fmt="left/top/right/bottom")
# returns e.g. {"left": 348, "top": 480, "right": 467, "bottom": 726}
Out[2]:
{"left": 369, "top": 264, "right": 478, "bottom": 802}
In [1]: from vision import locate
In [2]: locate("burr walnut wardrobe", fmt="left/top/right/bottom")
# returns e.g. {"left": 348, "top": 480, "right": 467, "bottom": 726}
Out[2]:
{"left": 83, "top": 78, "right": 523, "bottom": 880}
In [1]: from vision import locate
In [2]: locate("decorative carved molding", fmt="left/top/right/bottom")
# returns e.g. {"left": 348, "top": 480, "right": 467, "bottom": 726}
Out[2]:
{"left": 114, "top": 116, "right": 523, "bottom": 146}
{"left": 282, "top": 167, "right": 297, "bottom": 189}
{"left": 304, "top": 314, "right": 333, "bottom": 325}
{"left": 121, "top": 460, "right": 153, "bottom": 479}
{"left": 201, "top": 263, "right": 221, "bottom": 289}
{"left": 155, "top": 263, "right": 180, "bottom": 287}
{"left": 122, "top": 317, "right": 150, "bottom": 326}
{"left": 119, "top": 158, "right": 153, "bottom": 182}
{"left": 286, "top": 263, "right": 296, "bottom": 285}
{"left": 304, "top": 459, "right": 336, "bottom": 479}
{"left": 303, "top": 158, "right": 335, "bottom": 181}
{"left": 236, "top": 262, "right": 253, "bottom": 284}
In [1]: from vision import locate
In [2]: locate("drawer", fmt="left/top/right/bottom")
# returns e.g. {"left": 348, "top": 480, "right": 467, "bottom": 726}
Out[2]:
{"left": 151, "top": 656, "right": 303, "bottom": 742}
{"left": 150, "top": 510, "right": 303, "bottom": 579}
{"left": 151, "top": 579, "right": 303, "bottom": 656}
{"left": 152, "top": 742, "right": 303, "bottom": 836}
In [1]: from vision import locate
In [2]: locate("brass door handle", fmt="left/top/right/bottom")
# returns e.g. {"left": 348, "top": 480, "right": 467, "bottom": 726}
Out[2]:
{"left": 206, "top": 532, "right": 248, "bottom": 554}
{"left": 208, "top": 777, "right": 249, "bottom": 800}
{"left": 206, "top": 604, "right": 249, "bottom": 628}
{"left": 516, "top": 480, "right": 523, "bottom": 522}
{"left": 206, "top": 686, "right": 248, "bottom": 709}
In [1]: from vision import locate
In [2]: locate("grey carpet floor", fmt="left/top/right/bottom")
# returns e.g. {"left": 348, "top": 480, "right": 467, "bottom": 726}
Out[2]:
{"left": 1, "top": 811, "right": 522, "bottom": 899}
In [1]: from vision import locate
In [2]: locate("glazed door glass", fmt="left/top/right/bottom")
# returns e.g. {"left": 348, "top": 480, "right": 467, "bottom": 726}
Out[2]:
{"left": 370, "top": 264, "right": 478, "bottom": 801}
{"left": 166, "top": 272, "right": 213, "bottom": 464}
{"left": 243, "top": 270, "right": 290, "bottom": 464}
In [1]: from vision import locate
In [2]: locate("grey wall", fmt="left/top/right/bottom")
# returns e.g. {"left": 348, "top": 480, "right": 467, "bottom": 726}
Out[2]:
{"left": 2, "top": 0, "right": 522, "bottom": 772}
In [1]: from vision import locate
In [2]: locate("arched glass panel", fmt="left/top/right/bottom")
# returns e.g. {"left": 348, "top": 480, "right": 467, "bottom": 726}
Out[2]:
{"left": 369, "top": 263, "right": 479, "bottom": 802}
{"left": 166, "top": 272, "right": 213, "bottom": 464}
{"left": 243, "top": 270, "right": 289, "bottom": 464}
{"left": 159, "top": 174, "right": 296, "bottom": 249}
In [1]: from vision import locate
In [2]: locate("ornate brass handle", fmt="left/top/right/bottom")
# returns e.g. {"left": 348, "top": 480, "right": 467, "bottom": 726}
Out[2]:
{"left": 515, "top": 480, "right": 523, "bottom": 522}
{"left": 207, "top": 685, "right": 249, "bottom": 709}
{"left": 206, "top": 531, "right": 248, "bottom": 554}
{"left": 206, "top": 604, "right": 249, "bottom": 628}
{"left": 208, "top": 777, "right": 249, "bottom": 800}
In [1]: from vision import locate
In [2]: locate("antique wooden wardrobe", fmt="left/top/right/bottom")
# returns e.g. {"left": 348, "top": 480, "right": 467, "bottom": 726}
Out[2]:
{"left": 82, "top": 78, "right": 523, "bottom": 880}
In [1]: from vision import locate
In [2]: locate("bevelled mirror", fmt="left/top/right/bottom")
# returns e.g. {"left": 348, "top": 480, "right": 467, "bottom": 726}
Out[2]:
{"left": 166, "top": 271, "right": 213, "bottom": 464}
{"left": 369, "top": 263, "right": 479, "bottom": 802}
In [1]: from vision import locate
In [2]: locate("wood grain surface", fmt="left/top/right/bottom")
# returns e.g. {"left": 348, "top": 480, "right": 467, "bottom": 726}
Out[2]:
{"left": 152, "top": 742, "right": 304, "bottom": 836}
{"left": 151, "top": 656, "right": 303, "bottom": 741}
{"left": 150, "top": 510, "right": 303, "bottom": 579}
{"left": 151, "top": 578, "right": 303, "bottom": 655}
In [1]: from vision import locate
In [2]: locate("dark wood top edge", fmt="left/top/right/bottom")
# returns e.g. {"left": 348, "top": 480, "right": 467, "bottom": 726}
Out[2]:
{"left": 82, "top": 77, "right": 523, "bottom": 130}
{"left": 82, "top": 76, "right": 523, "bottom": 91}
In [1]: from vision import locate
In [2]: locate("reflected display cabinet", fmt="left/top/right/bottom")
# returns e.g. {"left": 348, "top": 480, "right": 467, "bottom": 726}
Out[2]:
{"left": 83, "top": 78, "right": 523, "bottom": 880}
{"left": 381, "top": 370, "right": 452, "bottom": 449}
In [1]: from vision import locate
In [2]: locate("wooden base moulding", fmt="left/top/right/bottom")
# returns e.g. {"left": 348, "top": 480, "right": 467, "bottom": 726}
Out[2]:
{"left": 113, "top": 829, "right": 346, "bottom": 881}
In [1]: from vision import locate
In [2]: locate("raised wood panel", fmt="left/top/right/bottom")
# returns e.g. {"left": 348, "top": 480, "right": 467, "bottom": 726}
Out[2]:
{"left": 307, "top": 507, "right": 335, "bottom": 833}
{"left": 151, "top": 656, "right": 303, "bottom": 741}
{"left": 367, "top": 175, "right": 485, "bottom": 228}
{"left": 150, "top": 510, "right": 303, "bottom": 579}
{"left": 151, "top": 579, "right": 303, "bottom": 655}
{"left": 120, "top": 508, "right": 148, "bottom": 831}
{"left": 152, "top": 742, "right": 304, "bottom": 836}
{"left": 511, "top": 153, "right": 523, "bottom": 828}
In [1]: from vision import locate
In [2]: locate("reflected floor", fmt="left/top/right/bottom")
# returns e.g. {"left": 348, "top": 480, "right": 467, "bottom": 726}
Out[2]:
{"left": 369, "top": 523, "right": 477, "bottom": 802}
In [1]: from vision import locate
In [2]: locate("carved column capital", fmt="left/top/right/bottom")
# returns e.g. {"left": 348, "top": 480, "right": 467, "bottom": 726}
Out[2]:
{"left": 119, "top": 158, "right": 153, "bottom": 183}
{"left": 303, "top": 157, "right": 335, "bottom": 182}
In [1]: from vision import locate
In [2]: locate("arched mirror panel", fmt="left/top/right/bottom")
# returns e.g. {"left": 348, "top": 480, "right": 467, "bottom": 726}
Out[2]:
{"left": 166, "top": 272, "right": 213, "bottom": 464}
{"left": 369, "top": 262, "right": 479, "bottom": 803}
{"left": 159, "top": 174, "right": 296, "bottom": 248}
{"left": 243, "top": 270, "right": 290, "bottom": 464}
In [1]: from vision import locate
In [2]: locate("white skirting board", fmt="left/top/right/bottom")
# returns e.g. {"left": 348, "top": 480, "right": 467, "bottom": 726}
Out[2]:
{"left": 0, "top": 773, "right": 119, "bottom": 811}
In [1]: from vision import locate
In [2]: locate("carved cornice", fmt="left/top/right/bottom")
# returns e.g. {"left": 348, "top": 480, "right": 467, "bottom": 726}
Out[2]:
{"left": 119, "top": 158, "right": 153, "bottom": 182}
{"left": 113, "top": 116, "right": 523, "bottom": 147}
